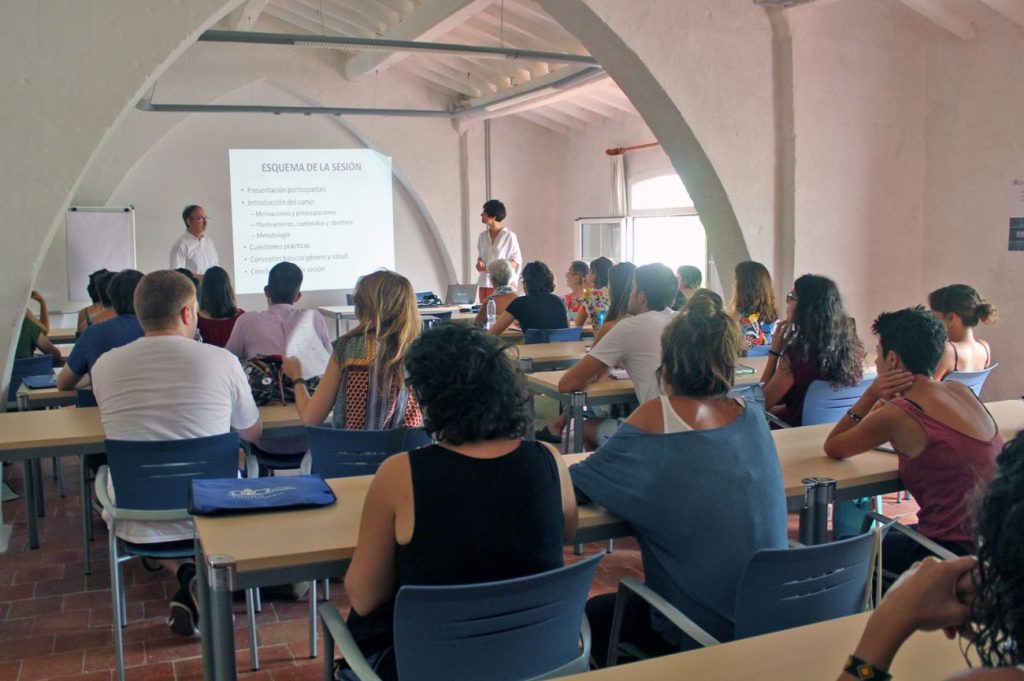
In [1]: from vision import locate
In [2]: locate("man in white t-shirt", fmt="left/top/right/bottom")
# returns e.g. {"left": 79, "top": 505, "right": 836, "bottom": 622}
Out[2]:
{"left": 91, "top": 269, "right": 261, "bottom": 636}
{"left": 169, "top": 204, "right": 219, "bottom": 279}
{"left": 556, "top": 263, "right": 679, "bottom": 447}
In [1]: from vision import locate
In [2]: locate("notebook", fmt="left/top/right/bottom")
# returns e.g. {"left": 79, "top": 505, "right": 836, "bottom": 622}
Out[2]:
{"left": 22, "top": 374, "right": 57, "bottom": 389}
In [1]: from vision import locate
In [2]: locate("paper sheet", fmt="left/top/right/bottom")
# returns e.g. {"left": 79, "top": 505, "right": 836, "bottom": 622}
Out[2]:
{"left": 285, "top": 311, "right": 330, "bottom": 380}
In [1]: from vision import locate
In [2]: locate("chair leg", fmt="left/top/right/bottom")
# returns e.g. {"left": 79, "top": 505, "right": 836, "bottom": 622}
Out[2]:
{"left": 574, "top": 543, "right": 583, "bottom": 556}
{"left": 254, "top": 587, "right": 262, "bottom": 612}
{"left": 109, "top": 537, "right": 126, "bottom": 681}
{"left": 323, "top": 579, "right": 331, "bottom": 601}
{"left": 309, "top": 581, "right": 318, "bottom": 658}
{"left": 606, "top": 539, "right": 614, "bottom": 553}
{"left": 119, "top": 562, "right": 128, "bottom": 625}
{"left": 80, "top": 458, "right": 91, "bottom": 576}
{"left": 246, "top": 588, "right": 260, "bottom": 670}
{"left": 53, "top": 457, "right": 65, "bottom": 498}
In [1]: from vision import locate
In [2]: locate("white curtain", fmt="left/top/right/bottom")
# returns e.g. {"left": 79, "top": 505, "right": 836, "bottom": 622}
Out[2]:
{"left": 610, "top": 154, "right": 627, "bottom": 217}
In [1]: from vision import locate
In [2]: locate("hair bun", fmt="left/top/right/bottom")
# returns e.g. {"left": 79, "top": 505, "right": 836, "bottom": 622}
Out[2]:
{"left": 975, "top": 301, "right": 997, "bottom": 324}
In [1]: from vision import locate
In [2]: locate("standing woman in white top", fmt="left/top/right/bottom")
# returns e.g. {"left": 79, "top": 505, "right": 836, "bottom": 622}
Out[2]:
{"left": 169, "top": 204, "right": 219, "bottom": 281}
{"left": 476, "top": 199, "right": 522, "bottom": 301}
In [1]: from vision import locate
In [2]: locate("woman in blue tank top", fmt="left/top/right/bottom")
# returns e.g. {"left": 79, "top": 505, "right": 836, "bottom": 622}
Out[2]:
{"left": 340, "top": 324, "right": 577, "bottom": 680}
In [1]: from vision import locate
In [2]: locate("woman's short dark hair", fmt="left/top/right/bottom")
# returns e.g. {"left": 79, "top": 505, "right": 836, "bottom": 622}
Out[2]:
{"left": 928, "top": 284, "right": 997, "bottom": 328}
{"left": 95, "top": 271, "right": 114, "bottom": 308}
{"left": 107, "top": 269, "right": 144, "bottom": 316}
{"left": 661, "top": 294, "right": 739, "bottom": 397}
{"left": 405, "top": 325, "right": 531, "bottom": 445}
{"left": 789, "top": 274, "right": 864, "bottom": 388}
{"left": 589, "top": 257, "right": 614, "bottom": 289}
{"left": 569, "top": 260, "right": 589, "bottom": 279}
{"left": 970, "top": 432, "right": 1024, "bottom": 666}
{"left": 200, "top": 266, "right": 239, "bottom": 319}
{"left": 872, "top": 307, "right": 947, "bottom": 376}
{"left": 521, "top": 261, "right": 556, "bottom": 295}
{"left": 86, "top": 268, "right": 110, "bottom": 304}
{"left": 606, "top": 262, "right": 637, "bottom": 322}
{"left": 482, "top": 199, "right": 506, "bottom": 222}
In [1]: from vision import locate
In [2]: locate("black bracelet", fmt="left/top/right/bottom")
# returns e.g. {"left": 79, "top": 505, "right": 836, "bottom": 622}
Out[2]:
{"left": 844, "top": 654, "right": 891, "bottom": 681}
{"left": 768, "top": 350, "right": 782, "bottom": 358}
{"left": 292, "top": 378, "right": 308, "bottom": 388}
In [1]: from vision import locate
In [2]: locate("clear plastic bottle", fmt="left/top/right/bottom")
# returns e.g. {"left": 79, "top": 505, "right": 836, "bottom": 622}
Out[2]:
{"left": 486, "top": 298, "right": 497, "bottom": 330}
{"left": 596, "top": 309, "right": 606, "bottom": 329}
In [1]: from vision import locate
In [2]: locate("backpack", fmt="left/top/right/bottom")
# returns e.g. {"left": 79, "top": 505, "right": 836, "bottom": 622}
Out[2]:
{"left": 242, "top": 354, "right": 320, "bottom": 406}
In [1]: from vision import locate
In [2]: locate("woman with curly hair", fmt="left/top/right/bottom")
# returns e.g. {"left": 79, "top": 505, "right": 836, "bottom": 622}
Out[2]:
{"left": 929, "top": 284, "right": 997, "bottom": 380}
{"left": 824, "top": 307, "right": 1000, "bottom": 575}
{"left": 197, "top": 266, "right": 244, "bottom": 348}
{"left": 761, "top": 274, "right": 865, "bottom": 426}
{"left": 730, "top": 260, "right": 779, "bottom": 350}
{"left": 834, "top": 431, "right": 1024, "bottom": 681}
{"left": 340, "top": 325, "right": 578, "bottom": 679}
{"left": 488, "top": 260, "right": 568, "bottom": 335}
{"left": 283, "top": 270, "right": 422, "bottom": 430}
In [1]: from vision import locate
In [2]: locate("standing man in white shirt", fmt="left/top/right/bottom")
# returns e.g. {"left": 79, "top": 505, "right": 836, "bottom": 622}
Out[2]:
{"left": 169, "top": 204, "right": 219, "bottom": 280}
{"left": 476, "top": 199, "right": 522, "bottom": 301}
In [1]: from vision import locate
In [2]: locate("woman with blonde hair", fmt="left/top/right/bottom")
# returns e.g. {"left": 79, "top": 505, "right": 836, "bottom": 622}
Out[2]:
{"left": 928, "top": 284, "right": 996, "bottom": 380}
{"left": 731, "top": 260, "right": 779, "bottom": 350}
{"left": 283, "top": 270, "right": 422, "bottom": 429}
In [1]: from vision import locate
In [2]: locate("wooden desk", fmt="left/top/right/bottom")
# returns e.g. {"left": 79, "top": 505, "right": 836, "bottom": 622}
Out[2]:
{"left": 518, "top": 341, "right": 592, "bottom": 372}
{"left": 0, "top": 403, "right": 304, "bottom": 550}
{"left": 318, "top": 304, "right": 463, "bottom": 337}
{"left": 559, "top": 612, "right": 968, "bottom": 681}
{"left": 48, "top": 327, "right": 77, "bottom": 343}
{"left": 192, "top": 474, "right": 627, "bottom": 680}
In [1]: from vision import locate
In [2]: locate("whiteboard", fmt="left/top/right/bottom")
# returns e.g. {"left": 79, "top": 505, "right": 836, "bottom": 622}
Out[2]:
{"left": 66, "top": 207, "right": 136, "bottom": 302}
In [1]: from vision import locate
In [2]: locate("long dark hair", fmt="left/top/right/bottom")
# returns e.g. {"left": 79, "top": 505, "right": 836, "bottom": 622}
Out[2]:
{"left": 969, "top": 433, "right": 1024, "bottom": 666}
{"left": 788, "top": 274, "right": 863, "bottom": 388}
{"left": 199, "top": 266, "right": 238, "bottom": 319}
{"left": 606, "top": 262, "right": 636, "bottom": 322}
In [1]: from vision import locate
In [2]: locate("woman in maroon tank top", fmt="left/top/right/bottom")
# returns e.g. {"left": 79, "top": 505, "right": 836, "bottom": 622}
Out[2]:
{"left": 824, "top": 307, "right": 1001, "bottom": 576}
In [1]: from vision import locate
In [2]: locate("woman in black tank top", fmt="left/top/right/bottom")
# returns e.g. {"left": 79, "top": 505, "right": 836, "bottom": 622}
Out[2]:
{"left": 340, "top": 325, "right": 577, "bottom": 679}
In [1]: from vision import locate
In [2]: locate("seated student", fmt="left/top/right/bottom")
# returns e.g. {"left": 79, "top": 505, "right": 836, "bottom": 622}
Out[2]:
{"left": 575, "top": 256, "right": 614, "bottom": 329}
{"left": 15, "top": 310, "right": 61, "bottom": 363}
{"left": 556, "top": 263, "right": 678, "bottom": 448}
{"left": 57, "top": 269, "right": 144, "bottom": 390}
{"left": 473, "top": 259, "right": 517, "bottom": 326}
{"left": 761, "top": 274, "right": 865, "bottom": 426}
{"left": 225, "top": 261, "right": 330, "bottom": 360}
{"left": 488, "top": 261, "right": 568, "bottom": 335}
{"left": 283, "top": 270, "right": 422, "bottom": 430}
{"left": 730, "top": 260, "right": 779, "bottom": 350}
{"left": 823, "top": 307, "right": 1000, "bottom": 576}
{"left": 591, "top": 261, "right": 636, "bottom": 344}
{"left": 928, "top": 283, "right": 996, "bottom": 380}
{"left": 90, "top": 271, "right": 117, "bottom": 327}
{"left": 197, "top": 266, "right": 244, "bottom": 348}
{"left": 672, "top": 265, "right": 702, "bottom": 310}
{"left": 563, "top": 260, "right": 589, "bottom": 316}
{"left": 339, "top": 324, "right": 577, "bottom": 679}
{"left": 835, "top": 432, "right": 1024, "bottom": 681}
{"left": 77, "top": 268, "right": 110, "bottom": 333}
{"left": 571, "top": 296, "right": 787, "bottom": 666}
{"left": 91, "top": 270, "right": 262, "bottom": 635}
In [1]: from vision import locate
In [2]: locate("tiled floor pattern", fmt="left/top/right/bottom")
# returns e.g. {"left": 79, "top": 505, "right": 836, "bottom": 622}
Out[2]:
{"left": 1, "top": 450, "right": 918, "bottom": 680}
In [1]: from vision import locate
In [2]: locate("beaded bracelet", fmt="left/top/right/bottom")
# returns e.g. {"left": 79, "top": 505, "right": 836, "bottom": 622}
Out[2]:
{"left": 844, "top": 654, "right": 891, "bottom": 681}
{"left": 846, "top": 408, "right": 863, "bottom": 423}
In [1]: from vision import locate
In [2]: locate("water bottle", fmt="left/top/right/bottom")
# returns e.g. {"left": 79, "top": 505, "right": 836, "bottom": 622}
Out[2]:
{"left": 486, "top": 298, "right": 497, "bottom": 329}
{"left": 596, "top": 309, "right": 606, "bottom": 329}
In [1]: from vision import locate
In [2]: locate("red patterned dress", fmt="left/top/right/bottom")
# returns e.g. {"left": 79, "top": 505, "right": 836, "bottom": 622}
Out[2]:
{"left": 330, "top": 334, "right": 422, "bottom": 430}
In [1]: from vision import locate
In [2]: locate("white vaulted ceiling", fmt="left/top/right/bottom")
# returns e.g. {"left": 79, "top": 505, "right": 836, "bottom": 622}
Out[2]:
{"left": 227, "top": 0, "right": 638, "bottom": 134}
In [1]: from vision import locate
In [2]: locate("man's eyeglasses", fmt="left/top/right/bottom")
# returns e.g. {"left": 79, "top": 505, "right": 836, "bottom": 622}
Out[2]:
{"left": 190, "top": 216, "right": 209, "bottom": 222}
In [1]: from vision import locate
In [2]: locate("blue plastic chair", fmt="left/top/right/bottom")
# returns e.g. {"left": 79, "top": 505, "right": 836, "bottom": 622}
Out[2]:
{"left": 746, "top": 345, "right": 771, "bottom": 357}
{"left": 305, "top": 426, "right": 432, "bottom": 479}
{"left": 607, "top": 532, "right": 875, "bottom": 664}
{"left": 943, "top": 363, "right": 998, "bottom": 396}
{"left": 801, "top": 376, "right": 874, "bottom": 426}
{"left": 8, "top": 354, "right": 53, "bottom": 406}
{"left": 523, "top": 327, "right": 583, "bottom": 345}
{"left": 319, "top": 552, "right": 604, "bottom": 681}
{"left": 346, "top": 293, "right": 355, "bottom": 305}
{"left": 95, "top": 433, "right": 242, "bottom": 681}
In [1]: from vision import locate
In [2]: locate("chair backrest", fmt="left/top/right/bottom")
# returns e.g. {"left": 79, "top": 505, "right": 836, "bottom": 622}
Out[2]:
{"left": 943, "top": 363, "right": 998, "bottom": 396}
{"left": 306, "top": 426, "right": 430, "bottom": 478}
{"left": 9, "top": 355, "right": 53, "bottom": 403}
{"left": 104, "top": 432, "right": 240, "bottom": 510}
{"left": 801, "top": 376, "right": 874, "bottom": 426}
{"left": 523, "top": 328, "right": 582, "bottom": 345}
{"left": 393, "top": 552, "right": 603, "bottom": 681}
{"left": 746, "top": 345, "right": 771, "bottom": 357}
{"left": 346, "top": 293, "right": 354, "bottom": 305}
{"left": 76, "top": 389, "right": 97, "bottom": 408}
{"left": 733, "top": 531, "right": 874, "bottom": 639}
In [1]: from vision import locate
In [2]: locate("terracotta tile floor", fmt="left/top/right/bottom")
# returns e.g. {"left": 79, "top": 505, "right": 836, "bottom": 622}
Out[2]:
{"left": 0, "top": 452, "right": 918, "bottom": 681}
